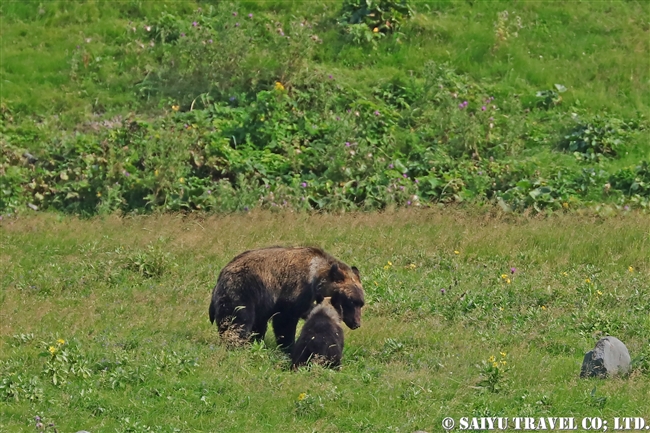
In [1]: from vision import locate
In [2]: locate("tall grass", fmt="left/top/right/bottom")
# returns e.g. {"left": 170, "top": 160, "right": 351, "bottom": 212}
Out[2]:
{"left": 1, "top": 211, "right": 649, "bottom": 431}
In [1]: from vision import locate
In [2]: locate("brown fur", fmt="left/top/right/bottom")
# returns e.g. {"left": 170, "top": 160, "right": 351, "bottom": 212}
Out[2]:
{"left": 208, "top": 246, "right": 364, "bottom": 351}
{"left": 291, "top": 297, "right": 344, "bottom": 369}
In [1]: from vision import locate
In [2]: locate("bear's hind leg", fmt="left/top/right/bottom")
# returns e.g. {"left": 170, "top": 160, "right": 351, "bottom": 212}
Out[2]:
{"left": 217, "top": 303, "right": 255, "bottom": 346}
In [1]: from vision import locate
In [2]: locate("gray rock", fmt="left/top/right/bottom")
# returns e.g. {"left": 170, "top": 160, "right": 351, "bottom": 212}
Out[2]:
{"left": 580, "top": 336, "right": 631, "bottom": 378}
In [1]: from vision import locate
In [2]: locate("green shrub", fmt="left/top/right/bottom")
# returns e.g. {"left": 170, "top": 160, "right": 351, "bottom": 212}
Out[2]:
{"left": 561, "top": 115, "right": 641, "bottom": 162}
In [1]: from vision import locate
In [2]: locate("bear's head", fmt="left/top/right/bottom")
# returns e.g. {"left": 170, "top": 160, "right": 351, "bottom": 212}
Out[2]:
{"left": 321, "top": 263, "right": 364, "bottom": 329}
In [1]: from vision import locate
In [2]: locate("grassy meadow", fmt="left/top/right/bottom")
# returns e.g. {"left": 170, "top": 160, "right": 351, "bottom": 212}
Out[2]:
{"left": 2, "top": 1, "right": 649, "bottom": 214}
{"left": 2, "top": 1, "right": 650, "bottom": 431}
{"left": 1, "top": 211, "right": 650, "bottom": 432}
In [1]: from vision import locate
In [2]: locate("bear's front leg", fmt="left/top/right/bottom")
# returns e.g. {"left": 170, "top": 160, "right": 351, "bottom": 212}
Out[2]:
{"left": 272, "top": 313, "right": 298, "bottom": 353}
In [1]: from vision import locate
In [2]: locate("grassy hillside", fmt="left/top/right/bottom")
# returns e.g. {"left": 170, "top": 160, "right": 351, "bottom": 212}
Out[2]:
{"left": 1, "top": 1, "right": 649, "bottom": 215}
{"left": 1, "top": 211, "right": 650, "bottom": 432}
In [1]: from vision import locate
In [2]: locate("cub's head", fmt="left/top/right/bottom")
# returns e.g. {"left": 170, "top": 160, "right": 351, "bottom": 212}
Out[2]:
{"left": 320, "top": 263, "right": 365, "bottom": 330}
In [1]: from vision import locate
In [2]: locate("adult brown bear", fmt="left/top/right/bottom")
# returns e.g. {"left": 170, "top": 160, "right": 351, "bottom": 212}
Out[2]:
{"left": 208, "top": 246, "right": 364, "bottom": 351}
{"left": 291, "top": 297, "right": 344, "bottom": 369}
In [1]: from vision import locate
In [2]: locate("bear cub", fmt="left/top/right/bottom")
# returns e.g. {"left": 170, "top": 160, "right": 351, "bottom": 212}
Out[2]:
{"left": 291, "top": 297, "right": 344, "bottom": 369}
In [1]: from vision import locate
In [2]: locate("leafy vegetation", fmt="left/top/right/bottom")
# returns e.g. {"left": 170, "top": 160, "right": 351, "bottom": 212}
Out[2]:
{"left": 1, "top": 0, "right": 649, "bottom": 216}
{"left": 1, "top": 211, "right": 649, "bottom": 431}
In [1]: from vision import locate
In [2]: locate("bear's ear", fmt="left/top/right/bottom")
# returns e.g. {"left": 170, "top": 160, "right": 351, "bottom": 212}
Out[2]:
{"left": 329, "top": 263, "right": 345, "bottom": 282}
{"left": 351, "top": 266, "right": 361, "bottom": 281}
{"left": 315, "top": 293, "right": 324, "bottom": 303}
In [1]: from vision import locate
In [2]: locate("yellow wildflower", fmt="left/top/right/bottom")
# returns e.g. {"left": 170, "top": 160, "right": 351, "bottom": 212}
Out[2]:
{"left": 596, "top": 290, "right": 603, "bottom": 296}
{"left": 48, "top": 346, "right": 56, "bottom": 355}
{"left": 585, "top": 278, "right": 591, "bottom": 283}
{"left": 96, "top": 192, "right": 102, "bottom": 197}
{"left": 506, "top": 278, "right": 511, "bottom": 284}
{"left": 298, "top": 393, "right": 307, "bottom": 401}
{"left": 500, "top": 352, "right": 506, "bottom": 357}
{"left": 562, "top": 272, "right": 568, "bottom": 276}
{"left": 628, "top": 266, "right": 634, "bottom": 272}
{"left": 501, "top": 360, "right": 507, "bottom": 366}
{"left": 499, "top": 307, "right": 504, "bottom": 311}
{"left": 373, "top": 27, "right": 379, "bottom": 33}
{"left": 488, "top": 355, "right": 496, "bottom": 363}
{"left": 408, "top": 263, "right": 416, "bottom": 269}
{"left": 171, "top": 105, "right": 180, "bottom": 112}
{"left": 275, "top": 81, "right": 285, "bottom": 91}
{"left": 562, "top": 202, "right": 568, "bottom": 209}
{"left": 492, "top": 362, "right": 499, "bottom": 368}
{"left": 155, "top": 169, "right": 159, "bottom": 176}
{"left": 179, "top": 177, "right": 185, "bottom": 183}
{"left": 501, "top": 274, "right": 508, "bottom": 279}
{"left": 387, "top": 261, "right": 392, "bottom": 266}
{"left": 57, "top": 339, "right": 65, "bottom": 345}
{"left": 541, "top": 305, "right": 547, "bottom": 310}
{"left": 454, "top": 250, "right": 460, "bottom": 255}
{"left": 374, "top": 281, "right": 378, "bottom": 286}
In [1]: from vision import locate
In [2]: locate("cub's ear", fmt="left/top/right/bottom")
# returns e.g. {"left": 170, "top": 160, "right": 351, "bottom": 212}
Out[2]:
{"left": 330, "top": 292, "right": 344, "bottom": 315}
{"left": 329, "top": 263, "right": 345, "bottom": 282}
{"left": 351, "top": 266, "right": 361, "bottom": 281}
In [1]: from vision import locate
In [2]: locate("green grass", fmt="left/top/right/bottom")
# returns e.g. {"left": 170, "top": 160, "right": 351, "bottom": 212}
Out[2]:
{"left": 1, "top": 211, "right": 650, "bottom": 431}
{"left": 1, "top": 0, "right": 649, "bottom": 215}
{"left": 2, "top": 1, "right": 648, "bottom": 118}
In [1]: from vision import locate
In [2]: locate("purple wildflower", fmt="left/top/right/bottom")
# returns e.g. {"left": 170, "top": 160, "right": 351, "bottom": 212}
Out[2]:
{"left": 440, "top": 288, "right": 446, "bottom": 295}
{"left": 345, "top": 142, "right": 351, "bottom": 147}
{"left": 481, "top": 106, "right": 486, "bottom": 111}
{"left": 244, "top": 206, "right": 249, "bottom": 211}
{"left": 248, "top": 13, "right": 253, "bottom": 18}
{"left": 208, "top": 39, "right": 213, "bottom": 43}
{"left": 458, "top": 103, "right": 464, "bottom": 109}
{"left": 180, "top": 32, "right": 185, "bottom": 37}
{"left": 124, "top": 171, "right": 130, "bottom": 177}
{"left": 207, "top": 190, "right": 212, "bottom": 194}
{"left": 235, "top": 22, "right": 240, "bottom": 27}
{"left": 192, "top": 21, "right": 198, "bottom": 27}
{"left": 402, "top": 173, "right": 408, "bottom": 178}
{"left": 478, "top": 171, "right": 483, "bottom": 175}
{"left": 301, "top": 182, "right": 307, "bottom": 188}
{"left": 399, "top": 186, "right": 404, "bottom": 191}
{"left": 389, "top": 163, "right": 394, "bottom": 169}
{"left": 414, "top": 178, "right": 419, "bottom": 183}
{"left": 329, "top": 74, "right": 333, "bottom": 79}
{"left": 511, "top": 267, "right": 516, "bottom": 274}
{"left": 624, "top": 205, "right": 630, "bottom": 211}
{"left": 374, "top": 110, "right": 380, "bottom": 116}
{"left": 463, "top": 101, "right": 468, "bottom": 107}
{"left": 407, "top": 201, "right": 412, "bottom": 205}
{"left": 489, "top": 117, "right": 494, "bottom": 121}
{"left": 336, "top": 116, "right": 341, "bottom": 121}
{"left": 232, "top": 11, "right": 238, "bottom": 16}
